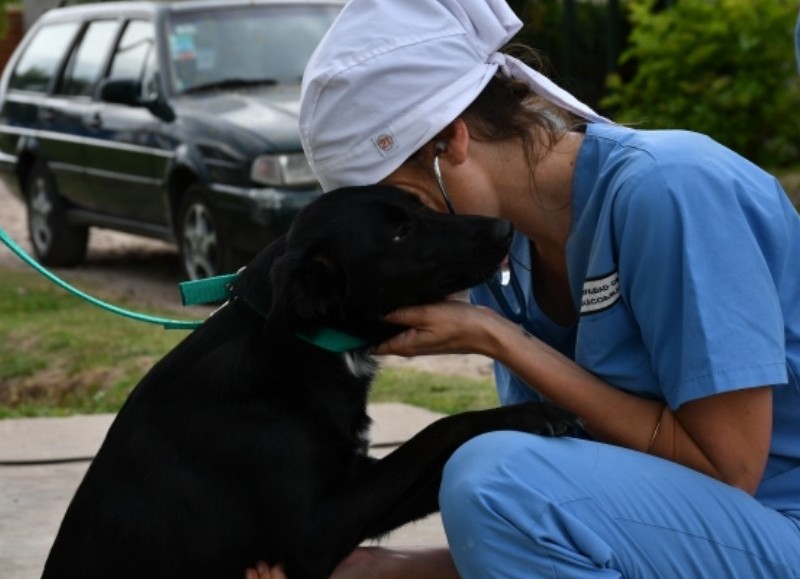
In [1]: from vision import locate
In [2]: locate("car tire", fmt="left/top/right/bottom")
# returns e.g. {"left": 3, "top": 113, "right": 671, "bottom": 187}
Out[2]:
{"left": 177, "top": 185, "right": 235, "bottom": 280}
{"left": 25, "top": 160, "right": 89, "bottom": 267}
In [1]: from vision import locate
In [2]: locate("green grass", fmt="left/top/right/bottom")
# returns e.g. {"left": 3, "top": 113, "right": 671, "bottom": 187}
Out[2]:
{"left": 0, "top": 265, "right": 497, "bottom": 419}
{"left": 371, "top": 367, "right": 497, "bottom": 415}
{"left": 0, "top": 267, "right": 186, "bottom": 417}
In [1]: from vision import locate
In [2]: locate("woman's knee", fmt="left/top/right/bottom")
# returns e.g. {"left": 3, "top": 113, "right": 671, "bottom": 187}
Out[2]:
{"left": 439, "top": 431, "right": 554, "bottom": 523}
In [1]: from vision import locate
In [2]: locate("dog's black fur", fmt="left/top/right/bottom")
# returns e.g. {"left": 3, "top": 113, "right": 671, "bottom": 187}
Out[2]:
{"left": 42, "top": 186, "right": 577, "bottom": 579}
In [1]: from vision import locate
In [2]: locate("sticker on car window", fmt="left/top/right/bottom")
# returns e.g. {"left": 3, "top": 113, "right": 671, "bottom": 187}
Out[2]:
{"left": 170, "top": 32, "right": 196, "bottom": 60}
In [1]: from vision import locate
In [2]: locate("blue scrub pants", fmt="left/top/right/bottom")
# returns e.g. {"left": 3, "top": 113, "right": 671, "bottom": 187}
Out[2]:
{"left": 439, "top": 432, "right": 800, "bottom": 578}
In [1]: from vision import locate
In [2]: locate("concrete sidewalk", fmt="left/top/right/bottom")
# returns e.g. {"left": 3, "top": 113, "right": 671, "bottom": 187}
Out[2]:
{"left": 0, "top": 404, "right": 448, "bottom": 578}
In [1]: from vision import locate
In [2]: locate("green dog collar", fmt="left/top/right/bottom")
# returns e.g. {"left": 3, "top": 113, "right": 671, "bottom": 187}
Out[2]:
{"left": 179, "top": 273, "right": 238, "bottom": 306}
{"left": 180, "top": 273, "right": 367, "bottom": 352}
{"left": 296, "top": 328, "right": 369, "bottom": 353}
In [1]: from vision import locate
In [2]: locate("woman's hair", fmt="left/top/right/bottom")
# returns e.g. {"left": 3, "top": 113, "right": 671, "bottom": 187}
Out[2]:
{"left": 405, "top": 53, "right": 581, "bottom": 182}
{"left": 459, "top": 72, "right": 578, "bottom": 169}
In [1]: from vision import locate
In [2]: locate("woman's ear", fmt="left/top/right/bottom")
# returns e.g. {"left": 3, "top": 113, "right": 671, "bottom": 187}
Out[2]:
{"left": 441, "top": 119, "right": 470, "bottom": 166}
{"left": 431, "top": 119, "right": 469, "bottom": 164}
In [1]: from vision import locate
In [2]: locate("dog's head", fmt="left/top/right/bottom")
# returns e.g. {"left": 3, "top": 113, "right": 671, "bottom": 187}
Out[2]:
{"left": 236, "top": 185, "right": 512, "bottom": 345}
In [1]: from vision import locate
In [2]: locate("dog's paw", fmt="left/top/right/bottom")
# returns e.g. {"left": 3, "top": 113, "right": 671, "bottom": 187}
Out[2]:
{"left": 511, "top": 402, "right": 582, "bottom": 437}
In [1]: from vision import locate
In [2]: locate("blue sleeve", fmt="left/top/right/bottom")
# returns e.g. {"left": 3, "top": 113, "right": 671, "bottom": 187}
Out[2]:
{"left": 612, "top": 156, "right": 787, "bottom": 409}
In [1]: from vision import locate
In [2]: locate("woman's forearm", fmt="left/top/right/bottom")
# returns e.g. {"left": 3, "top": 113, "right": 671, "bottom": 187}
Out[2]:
{"left": 481, "top": 316, "right": 724, "bottom": 478}
{"left": 376, "top": 302, "right": 768, "bottom": 492}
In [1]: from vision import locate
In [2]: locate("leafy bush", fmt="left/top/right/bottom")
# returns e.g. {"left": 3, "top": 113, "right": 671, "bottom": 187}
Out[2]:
{"left": 603, "top": 0, "right": 800, "bottom": 167}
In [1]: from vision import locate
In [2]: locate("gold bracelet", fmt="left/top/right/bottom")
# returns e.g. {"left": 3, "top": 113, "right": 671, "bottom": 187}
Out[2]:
{"left": 646, "top": 409, "right": 663, "bottom": 454}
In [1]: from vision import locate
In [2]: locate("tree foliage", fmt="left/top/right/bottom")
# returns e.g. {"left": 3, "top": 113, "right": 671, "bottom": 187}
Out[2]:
{"left": 603, "top": 0, "right": 800, "bottom": 167}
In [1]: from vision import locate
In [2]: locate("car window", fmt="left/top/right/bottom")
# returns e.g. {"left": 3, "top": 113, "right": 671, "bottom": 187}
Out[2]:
{"left": 8, "top": 22, "right": 81, "bottom": 93}
{"left": 166, "top": 4, "right": 340, "bottom": 93}
{"left": 60, "top": 19, "right": 120, "bottom": 97}
{"left": 108, "top": 20, "right": 158, "bottom": 98}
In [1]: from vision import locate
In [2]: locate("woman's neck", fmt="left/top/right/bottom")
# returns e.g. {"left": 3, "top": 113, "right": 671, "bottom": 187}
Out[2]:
{"left": 487, "top": 129, "right": 584, "bottom": 327}
{"left": 498, "top": 130, "right": 584, "bottom": 259}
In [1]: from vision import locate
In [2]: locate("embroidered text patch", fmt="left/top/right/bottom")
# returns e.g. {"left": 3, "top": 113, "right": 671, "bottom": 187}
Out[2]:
{"left": 581, "top": 271, "right": 620, "bottom": 315}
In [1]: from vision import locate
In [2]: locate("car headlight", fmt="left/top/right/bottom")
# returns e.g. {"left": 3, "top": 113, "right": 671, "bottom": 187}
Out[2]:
{"left": 250, "top": 153, "right": 316, "bottom": 186}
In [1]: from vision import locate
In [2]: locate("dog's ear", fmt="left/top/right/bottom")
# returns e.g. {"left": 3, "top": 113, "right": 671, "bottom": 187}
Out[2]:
{"left": 267, "top": 248, "right": 346, "bottom": 327}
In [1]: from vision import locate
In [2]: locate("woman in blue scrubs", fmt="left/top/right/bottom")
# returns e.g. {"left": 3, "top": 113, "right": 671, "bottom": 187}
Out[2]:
{"left": 253, "top": 0, "right": 800, "bottom": 577}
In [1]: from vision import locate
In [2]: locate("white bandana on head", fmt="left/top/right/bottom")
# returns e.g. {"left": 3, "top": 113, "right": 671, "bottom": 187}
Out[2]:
{"left": 300, "top": 0, "right": 611, "bottom": 192}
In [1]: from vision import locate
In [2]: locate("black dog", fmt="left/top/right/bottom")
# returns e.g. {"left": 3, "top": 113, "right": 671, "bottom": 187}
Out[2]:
{"left": 42, "top": 186, "right": 576, "bottom": 579}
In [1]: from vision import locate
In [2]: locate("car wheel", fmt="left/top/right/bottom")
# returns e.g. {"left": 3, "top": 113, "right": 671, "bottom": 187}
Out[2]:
{"left": 25, "top": 161, "right": 88, "bottom": 267}
{"left": 178, "top": 186, "right": 234, "bottom": 280}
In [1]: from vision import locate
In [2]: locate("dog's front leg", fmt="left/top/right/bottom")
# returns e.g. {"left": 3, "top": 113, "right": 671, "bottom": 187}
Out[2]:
{"left": 294, "top": 402, "right": 577, "bottom": 578}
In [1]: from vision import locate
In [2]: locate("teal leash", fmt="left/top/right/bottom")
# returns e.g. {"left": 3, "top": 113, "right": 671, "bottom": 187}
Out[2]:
{"left": 0, "top": 223, "right": 211, "bottom": 330}
{"left": 1, "top": 224, "right": 369, "bottom": 349}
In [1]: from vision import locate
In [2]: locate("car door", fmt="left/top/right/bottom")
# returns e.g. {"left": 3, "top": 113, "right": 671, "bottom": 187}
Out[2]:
{"left": 0, "top": 20, "right": 81, "bottom": 195}
{"left": 38, "top": 18, "right": 120, "bottom": 211}
{"left": 82, "top": 18, "right": 172, "bottom": 226}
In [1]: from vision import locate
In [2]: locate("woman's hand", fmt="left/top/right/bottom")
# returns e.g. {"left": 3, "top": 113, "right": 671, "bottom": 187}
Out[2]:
{"left": 374, "top": 300, "right": 506, "bottom": 358}
{"left": 245, "top": 561, "right": 284, "bottom": 579}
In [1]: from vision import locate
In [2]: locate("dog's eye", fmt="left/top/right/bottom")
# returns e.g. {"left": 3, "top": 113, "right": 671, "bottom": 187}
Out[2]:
{"left": 392, "top": 223, "right": 412, "bottom": 243}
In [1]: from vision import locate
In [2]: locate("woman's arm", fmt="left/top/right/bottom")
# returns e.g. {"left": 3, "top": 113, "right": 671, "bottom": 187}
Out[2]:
{"left": 376, "top": 301, "right": 772, "bottom": 494}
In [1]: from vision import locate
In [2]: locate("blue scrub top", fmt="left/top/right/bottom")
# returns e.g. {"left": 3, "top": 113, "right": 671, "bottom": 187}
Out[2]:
{"left": 471, "top": 123, "right": 800, "bottom": 517}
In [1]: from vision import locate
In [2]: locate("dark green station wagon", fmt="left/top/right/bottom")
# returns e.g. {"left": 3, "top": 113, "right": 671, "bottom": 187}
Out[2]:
{"left": 0, "top": 0, "right": 341, "bottom": 279}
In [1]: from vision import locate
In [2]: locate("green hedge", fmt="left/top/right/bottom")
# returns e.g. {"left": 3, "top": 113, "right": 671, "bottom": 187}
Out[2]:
{"left": 603, "top": 0, "right": 800, "bottom": 168}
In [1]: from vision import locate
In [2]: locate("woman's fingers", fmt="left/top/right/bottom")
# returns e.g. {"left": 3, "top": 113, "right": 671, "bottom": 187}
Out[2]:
{"left": 245, "top": 561, "right": 285, "bottom": 579}
{"left": 376, "top": 301, "right": 497, "bottom": 356}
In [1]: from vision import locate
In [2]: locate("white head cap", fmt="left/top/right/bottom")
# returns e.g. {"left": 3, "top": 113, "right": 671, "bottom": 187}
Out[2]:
{"left": 300, "top": 0, "right": 610, "bottom": 192}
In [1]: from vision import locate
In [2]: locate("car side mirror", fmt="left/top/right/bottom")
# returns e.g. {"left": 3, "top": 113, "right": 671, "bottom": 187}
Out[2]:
{"left": 98, "top": 78, "right": 176, "bottom": 123}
